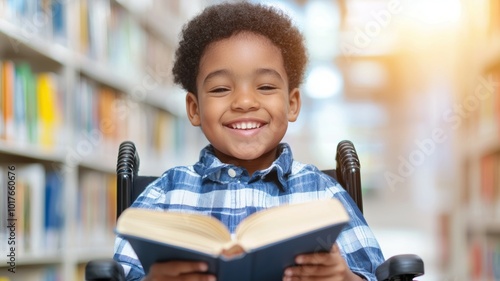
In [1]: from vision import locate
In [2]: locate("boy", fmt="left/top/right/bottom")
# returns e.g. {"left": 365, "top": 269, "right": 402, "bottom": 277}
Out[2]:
{"left": 114, "top": 2, "right": 384, "bottom": 281}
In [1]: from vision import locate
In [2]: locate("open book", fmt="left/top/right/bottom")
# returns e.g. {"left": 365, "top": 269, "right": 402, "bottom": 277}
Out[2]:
{"left": 116, "top": 198, "right": 349, "bottom": 281}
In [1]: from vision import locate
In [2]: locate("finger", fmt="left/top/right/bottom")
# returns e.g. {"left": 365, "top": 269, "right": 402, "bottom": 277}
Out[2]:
{"left": 331, "top": 243, "right": 340, "bottom": 254}
{"left": 283, "top": 274, "right": 340, "bottom": 281}
{"left": 149, "top": 261, "right": 209, "bottom": 276}
{"left": 178, "top": 273, "right": 216, "bottom": 281}
{"left": 295, "top": 252, "right": 336, "bottom": 266}
{"left": 144, "top": 273, "right": 215, "bottom": 281}
{"left": 284, "top": 264, "right": 336, "bottom": 277}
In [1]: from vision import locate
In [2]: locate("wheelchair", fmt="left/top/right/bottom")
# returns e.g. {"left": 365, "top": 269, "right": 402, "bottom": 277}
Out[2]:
{"left": 85, "top": 140, "right": 424, "bottom": 281}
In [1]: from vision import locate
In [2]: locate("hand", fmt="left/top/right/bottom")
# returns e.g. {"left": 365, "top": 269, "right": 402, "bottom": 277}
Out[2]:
{"left": 142, "top": 261, "right": 216, "bottom": 281}
{"left": 282, "top": 244, "right": 364, "bottom": 281}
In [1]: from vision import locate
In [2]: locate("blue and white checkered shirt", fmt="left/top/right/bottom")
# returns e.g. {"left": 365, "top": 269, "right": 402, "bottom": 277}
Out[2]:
{"left": 114, "top": 143, "right": 384, "bottom": 281}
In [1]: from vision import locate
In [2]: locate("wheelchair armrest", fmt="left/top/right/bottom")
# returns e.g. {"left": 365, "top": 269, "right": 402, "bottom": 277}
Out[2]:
{"left": 375, "top": 254, "right": 424, "bottom": 281}
{"left": 85, "top": 258, "right": 126, "bottom": 281}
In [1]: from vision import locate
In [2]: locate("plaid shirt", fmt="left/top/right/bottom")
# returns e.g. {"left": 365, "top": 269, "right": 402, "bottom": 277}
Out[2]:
{"left": 114, "top": 143, "right": 384, "bottom": 281}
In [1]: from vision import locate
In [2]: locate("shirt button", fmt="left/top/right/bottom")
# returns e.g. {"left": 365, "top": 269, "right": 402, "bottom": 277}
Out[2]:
{"left": 228, "top": 168, "right": 237, "bottom": 178}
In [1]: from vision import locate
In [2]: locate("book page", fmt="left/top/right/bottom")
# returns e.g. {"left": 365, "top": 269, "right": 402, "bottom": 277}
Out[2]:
{"left": 235, "top": 199, "right": 349, "bottom": 251}
{"left": 117, "top": 208, "right": 232, "bottom": 255}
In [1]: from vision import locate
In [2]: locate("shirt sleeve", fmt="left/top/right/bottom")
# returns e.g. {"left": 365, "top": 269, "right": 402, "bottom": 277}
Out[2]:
{"left": 113, "top": 235, "right": 144, "bottom": 281}
{"left": 325, "top": 181, "right": 385, "bottom": 281}
{"left": 113, "top": 177, "right": 166, "bottom": 281}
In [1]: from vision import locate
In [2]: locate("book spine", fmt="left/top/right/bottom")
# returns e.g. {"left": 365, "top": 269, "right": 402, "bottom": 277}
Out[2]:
{"left": 76, "top": 170, "right": 116, "bottom": 248}
{"left": 17, "top": 164, "right": 46, "bottom": 255}
{"left": 0, "top": 59, "right": 4, "bottom": 139}
{"left": 14, "top": 64, "right": 27, "bottom": 143}
{"left": 2, "top": 0, "right": 67, "bottom": 43}
{"left": 37, "top": 72, "right": 63, "bottom": 148}
{"left": 0, "top": 60, "right": 64, "bottom": 147}
{"left": 469, "top": 237, "right": 500, "bottom": 280}
{"left": 44, "top": 171, "right": 63, "bottom": 252}
{"left": 0, "top": 166, "right": 6, "bottom": 256}
{"left": 2, "top": 60, "right": 15, "bottom": 141}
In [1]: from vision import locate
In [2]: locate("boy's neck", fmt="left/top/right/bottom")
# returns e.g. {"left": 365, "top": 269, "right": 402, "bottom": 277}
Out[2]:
{"left": 214, "top": 146, "right": 280, "bottom": 176}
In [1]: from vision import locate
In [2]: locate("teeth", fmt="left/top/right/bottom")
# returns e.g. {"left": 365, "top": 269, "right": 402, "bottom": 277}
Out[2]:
{"left": 231, "top": 122, "right": 261, "bottom": 130}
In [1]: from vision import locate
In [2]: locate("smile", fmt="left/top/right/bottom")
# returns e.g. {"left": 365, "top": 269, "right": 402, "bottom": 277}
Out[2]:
{"left": 228, "top": 121, "right": 264, "bottom": 130}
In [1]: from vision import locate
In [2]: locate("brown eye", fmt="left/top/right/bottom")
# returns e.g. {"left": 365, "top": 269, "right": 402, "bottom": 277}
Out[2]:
{"left": 258, "top": 85, "right": 276, "bottom": 91}
{"left": 210, "top": 87, "right": 230, "bottom": 94}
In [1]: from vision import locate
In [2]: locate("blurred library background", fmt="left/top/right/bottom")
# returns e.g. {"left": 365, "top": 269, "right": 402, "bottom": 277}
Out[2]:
{"left": 0, "top": 0, "right": 499, "bottom": 280}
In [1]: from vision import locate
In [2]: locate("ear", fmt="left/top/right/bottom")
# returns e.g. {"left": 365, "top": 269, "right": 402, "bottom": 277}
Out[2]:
{"left": 287, "top": 88, "right": 301, "bottom": 122}
{"left": 186, "top": 92, "right": 201, "bottom": 126}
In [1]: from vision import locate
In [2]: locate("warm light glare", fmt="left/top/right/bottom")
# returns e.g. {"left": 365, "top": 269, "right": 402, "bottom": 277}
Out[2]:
{"left": 406, "top": 0, "right": 462, "bottom": 26}
{"left": 348, "top": 61, "right": 386, "bottom": 88}
{"left": 305, "top": 0, "right": 339, "bottom": 29}
{"left": 305, "top": 65, "right": 343, "bottom": 99}
{"left": 304, "top": 0, "right": 340, "bottom": 59}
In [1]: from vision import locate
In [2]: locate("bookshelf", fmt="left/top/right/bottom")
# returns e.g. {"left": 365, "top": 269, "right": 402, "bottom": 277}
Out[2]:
{"left": 446, "top": 0, "right": 500, "bottom": 279}
{"left": 0, "top": 0, "right": 210, "bottom": 280}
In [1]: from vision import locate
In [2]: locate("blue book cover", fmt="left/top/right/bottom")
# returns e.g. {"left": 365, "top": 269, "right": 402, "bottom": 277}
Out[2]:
{"left": 117, "top": 199, "right": 349, "bottom": 281}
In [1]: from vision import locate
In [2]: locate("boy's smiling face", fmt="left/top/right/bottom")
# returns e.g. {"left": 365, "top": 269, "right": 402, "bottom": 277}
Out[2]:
{"left": 186, "top": 32, "right": 301, "bottom": 174}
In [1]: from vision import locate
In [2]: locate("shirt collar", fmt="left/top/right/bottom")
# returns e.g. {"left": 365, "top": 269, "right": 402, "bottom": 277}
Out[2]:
{"left": 193, "top": 143, "right": 293, "bottom": 191}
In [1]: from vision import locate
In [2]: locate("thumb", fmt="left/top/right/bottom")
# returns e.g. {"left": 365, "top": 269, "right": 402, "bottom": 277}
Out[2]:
{"left": 331, "top": 243, "right": 340, "bottom": 253}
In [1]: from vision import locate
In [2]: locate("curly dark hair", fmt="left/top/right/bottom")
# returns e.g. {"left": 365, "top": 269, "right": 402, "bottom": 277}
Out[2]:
{"left": 172, "top": 1, "right": 308, "bottom": 95}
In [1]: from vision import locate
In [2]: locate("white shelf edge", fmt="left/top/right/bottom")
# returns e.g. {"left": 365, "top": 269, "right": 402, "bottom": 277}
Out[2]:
{"left": 76, "top": 54, "right": 140, "bottom": 92}
{"left": 77, "top": 147, "right": 117, "bottom": 174}
{"left": 0, "top": 252, "right": 63, "bottom": 267}
{"left": 145, "top": 85, "right": 187, "bottom": 116}
{"left": 0, "top": 140, "right": 66, "bottom": 163}
{"left": 0, "top": 18, "right": 71, "bottom": 66}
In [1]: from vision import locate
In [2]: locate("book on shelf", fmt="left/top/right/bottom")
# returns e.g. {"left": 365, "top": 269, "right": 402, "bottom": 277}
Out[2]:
{"left": 2, "top": 60, "right": 14, "bottom": 141}
{"left": 0, "top": 164, "right": 46, "bottom": 256}
{"left": 0, "top": 164, "right": 63, "bottom": 256}
{"left": 16, "top": 164, "right": 46, "bottom": 255}
{"left": 480, "top": 154, "right": 496, "bottom": 207}
{"left": 44, "top": 170, "right": 64, "bottom": 251}
{"left": 468, "top": 236, "right": 500, "bottom": 280}
{"left": 78, "top": 0, "right": 144, "bottom": 72}
{"left": 488, "top": 0, "right": 500, "bottom": 37}
{"left": 475, "top": 68, "right": 499, "bottom": 138}
{"left": 37, "top": 72, "right": 63, "bottom": 148}
{"left": 495, "top": 69, "right": 500, "bottom": 135}
{"left": 1, "top": 0, "right": 67, "bottom": 44}
{"left": 74, "top": 76, "right": 178, "bottom": 160}
{"left": 0, "top": 166, "right": 6, "bottom": 255}
{"left": 76, "top": 170, "right": 116, "bottom": 247}
{"left": 117, "top": 199, "right": 349, "bottom": 281}
{"left": 97, "top": 87, "right": 120, "bottom": 150}
{"left": 16, "top": 62, "right": 37, "bottom": 144}
{"left": 0, "top": 60, "right": 63, "bottom": 147}
{"left": 479, "top": 152, "right": 500, "bottom": 215}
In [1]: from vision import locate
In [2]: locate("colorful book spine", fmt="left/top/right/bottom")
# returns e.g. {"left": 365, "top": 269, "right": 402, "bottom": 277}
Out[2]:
{"left": 76, "top": 170, "right": 116, "bottom": 248}
{"left": 2, "top": 0, "right": 67, "bottom": 43}
{"left": 2, "top": 60, "right": 15, "bottom": 141}
{"left": 0, "top": 164, "right": 64, "bottom": 256}
{"left": 37, "top": 72, "right": 62, "bottom": 148}
{"left": 0, "top": 60, "right": 64, "bottom": 148}
{"left": 44, "top": 171, "right": 63, "bottom": 252}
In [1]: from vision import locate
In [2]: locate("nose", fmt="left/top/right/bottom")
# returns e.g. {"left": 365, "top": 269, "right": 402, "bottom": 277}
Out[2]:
{"left": 231, "top": 86, "right": 260, "bottom": 111}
